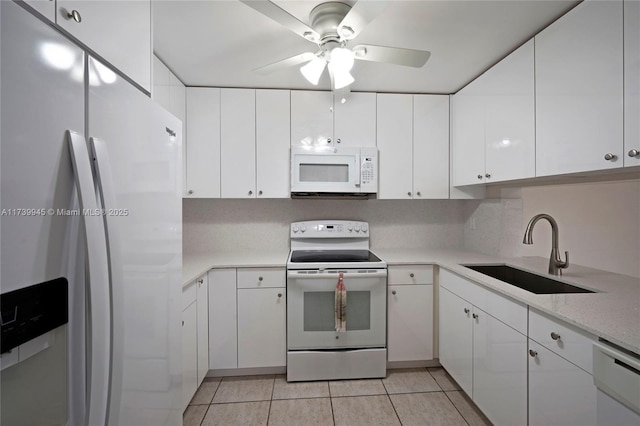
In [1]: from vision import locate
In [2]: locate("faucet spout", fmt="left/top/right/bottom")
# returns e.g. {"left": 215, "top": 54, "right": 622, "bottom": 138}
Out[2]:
{"left": 523, "top": 213, "right": 569, "bottom": 276}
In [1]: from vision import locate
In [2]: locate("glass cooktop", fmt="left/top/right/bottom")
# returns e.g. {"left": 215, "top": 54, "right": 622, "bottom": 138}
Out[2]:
{"left": 290, "top": 250, "right": 382, "bottom": 263}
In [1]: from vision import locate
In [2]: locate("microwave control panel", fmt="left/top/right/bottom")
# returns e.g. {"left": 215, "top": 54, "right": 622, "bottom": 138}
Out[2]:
{"left": 359, "top": 148, "right": 378, "bottom": 193}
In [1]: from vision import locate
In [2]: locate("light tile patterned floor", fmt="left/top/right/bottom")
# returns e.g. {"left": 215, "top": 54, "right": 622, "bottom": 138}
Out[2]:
{"left": 184, "top": 368, "right": 492, "bottom": 426}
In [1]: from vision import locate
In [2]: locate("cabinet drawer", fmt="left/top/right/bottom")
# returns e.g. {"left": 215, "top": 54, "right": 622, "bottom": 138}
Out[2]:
{"left": 529, "top": 308, "right": 596, "bottom": 374}
{"left": 237, "top": 268, "right": 285, "bottom": 288}
{"left": 182, "top": 281, "right": 197, "bottom": 310}
{"left": 388, "top": 265, "right": 433, "bottom": 285}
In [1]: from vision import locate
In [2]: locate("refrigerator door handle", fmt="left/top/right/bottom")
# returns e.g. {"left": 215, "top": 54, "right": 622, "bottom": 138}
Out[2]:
{"left": 90, "top": 137, "right": 124, "bottom": 425}
{"left": 66, "top": 130, "right": 111, "bottom": 426}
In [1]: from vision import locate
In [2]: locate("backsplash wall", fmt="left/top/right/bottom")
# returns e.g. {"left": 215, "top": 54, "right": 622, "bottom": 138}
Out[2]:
{"left": 183, "top": 199, "right": 469, "bottom": 254}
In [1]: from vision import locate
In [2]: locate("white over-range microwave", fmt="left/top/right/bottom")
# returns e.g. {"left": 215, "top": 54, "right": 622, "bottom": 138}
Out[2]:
{"left": 290, "top": 146, "right": 378, "bottom": 196}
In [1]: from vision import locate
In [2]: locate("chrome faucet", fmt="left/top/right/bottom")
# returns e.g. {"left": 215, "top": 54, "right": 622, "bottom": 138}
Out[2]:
{"left": 523, "top": 213, "right": 569, "bottom": 276}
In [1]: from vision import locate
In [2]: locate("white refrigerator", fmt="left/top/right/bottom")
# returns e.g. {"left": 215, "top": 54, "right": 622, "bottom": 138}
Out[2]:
{"left": 0, "top": 2, "right": 183, "bottom": 425}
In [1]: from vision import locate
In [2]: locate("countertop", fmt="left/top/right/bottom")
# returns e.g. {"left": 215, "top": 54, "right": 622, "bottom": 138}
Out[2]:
{"left": 183, "top": 248, "right": 640, "bottom": 354}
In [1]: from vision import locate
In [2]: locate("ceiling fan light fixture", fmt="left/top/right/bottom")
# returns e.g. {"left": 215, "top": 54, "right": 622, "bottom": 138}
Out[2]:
{"left": 300, "top": 56, "right": 327, "bottom": 85}
{"left": 330, "top": 47, "right": 355, "bottom": 71}
{"left": 328, "top": 61, "right": 354, "bottom": 89}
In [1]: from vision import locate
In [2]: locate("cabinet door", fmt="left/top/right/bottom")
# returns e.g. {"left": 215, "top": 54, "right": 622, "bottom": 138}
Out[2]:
{"left": 256, "top": 90, "right": 290, "bottom": 198}
{"left": 57, "top": 1, "right": 151, "bottom": 92}
{"left": 625, "top": 0, "right": 640, "bottom": 167}
{"left": 182, "top": 302, "right": 197, "bottom": 409}
{"left": 334, "top": 92, "right": 376, "bottom": 147}
{"left": 484, "top": 40, "right": 535, "bottom": 183}
{"left": 208, "top": 269, "right": 237, "bottom": 370}
{"left": 535, "top": 0, "right": 623, "bottom": 176}
{"left": 23, "top": 0, "right": 55, "bottom": 22}
{"left": 377, "top": 94, "right": 413, "bottom": 199}
{"left": 291, "top": 91, "right": 333, "bottom": 146}
{"left": 196, "top": 276, "right": 209, "bottom": 383}
{"left": 451, "top": 92, "right": 485, "bottom": 186}
{"left": 152, "top": 56, "right": 171, "bottom": 110}
{"left": 438, "top": 287, "right": 473, "bottom": 395}
{"left": 387, "top": 285, "right": 433, "bottom": 362}
{"left": 237, "top": 288, "right": 286, "bottom": 368}
{"left": 529, "top": 341, "right": 597, "bottom": 426}
{"left": 221, "top": 88, "right": 256, "bottom": 198}
{"left": 413, "top": 95, "right": 450, "bottom": 198}
{"left": 472, "top": 308, "right": 527, "bottom": 426}
{"left": 185, "top": 88, "right": 221, "bottom": 198}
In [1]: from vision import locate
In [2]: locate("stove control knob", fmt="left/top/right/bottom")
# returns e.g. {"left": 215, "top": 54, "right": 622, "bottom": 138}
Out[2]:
{"left": 300, "top": 225, "right": 306, "bottom": 233}
{"left": 347, "top": 224, "right": 353, "bottom": 232}
{"left": 355, "top": 224, "right": 361, "bottom": 233}
{"left": 361, "top": 224, "right": 368, "bottom": 233}
{"left": 292, "top": 225, "right": 299, "bottom": 233}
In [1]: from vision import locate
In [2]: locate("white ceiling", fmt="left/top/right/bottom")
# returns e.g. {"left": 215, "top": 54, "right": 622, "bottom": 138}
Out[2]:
{"left": 153, "top": 0, "right": 579, "bottom": 94}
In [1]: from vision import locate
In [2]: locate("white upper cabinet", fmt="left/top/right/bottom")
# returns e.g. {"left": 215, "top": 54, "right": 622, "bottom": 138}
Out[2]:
{"left": 24, "top": 0, "right": 55, "bottom": 23}
{"left": 291, "top": 90, "right": 376, "bottom": 147}
{"left": 333, "top": 92, "right": 377, "bottom": 147}
{"left": 535, "top": 0, "right": 623, "bottom": 176}
{"left": 377, "top": 94, "right": 414, "bottom": 199}
{"left": 625, "top": 0, "right": 640, "bottom": 166}
{"left": 452, "top": 39, "right": 535, "bottom": 186}
{"left": 221, "top": 88, "right": 256, "bottom": 198}
{"left": 256, "top": 90, "right": 291, "bottom": 198}
{"left": 413, "top": 95, "right": 450, "bottom": 198}
{"left": 291, "top": 91, "right": 333, "bottom": 146}
{"left": 185, "top": 88, "right": 221, "bottom": 198}
{"left": 153, "top": 56, "right": 186, "bottom": 123}
{"left": 57, "top": 1, "right": 151, "bottom": 92}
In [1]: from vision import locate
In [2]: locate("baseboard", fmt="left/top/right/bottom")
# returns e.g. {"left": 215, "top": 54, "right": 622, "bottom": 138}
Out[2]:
{"left": 207, "top": 366, "right": 286, "bottom": 378}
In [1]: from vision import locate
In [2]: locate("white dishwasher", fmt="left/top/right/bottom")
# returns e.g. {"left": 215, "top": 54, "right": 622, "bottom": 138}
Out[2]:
{"left": 593, "top": 341, "right": 640, "bottom": 425}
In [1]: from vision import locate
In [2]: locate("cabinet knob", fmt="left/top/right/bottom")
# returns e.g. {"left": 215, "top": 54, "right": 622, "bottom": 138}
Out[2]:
{"left": 477, "top": 174, "right": 483, "bottom": 180}
{"left": 529, "top": 349, "right": 538, "bottom": 358}
{"left": 258, "top": 276, "right": 263, "bottom": 281}
{"left": 67, "top": 9, "right": 82, "bottom": 23}
{"left": 604, "top": 153, "right": 617, "bottom": 161}
{"left": 392, "top": 290, "right": 397, "bottom": 295}
{"left": 485, "top": 173, "right": 491, "bottom": 178}
{"left": 327, "top": 138, "right": 332, "bottom": 144}
{"left": 550, "top": 332, "right": 561, "bottom": 341}
{"left": 409, "top": 273, "right": 415, "bottom": 278}
{"left": 464, "top": 308, "right": 470, "bottom": 314}
{"left": 336, "top": 138, "right": 341, "bottom": 144}
{"left": 182, "top": 320, "right": 184, "bottom": 327}
{"left": 277, "top": 293, "right": 282, "bottom": 298}
{"left": 198, "top": 279, "right": 203, "bottom": 286}
{"left": 472, "top": 313, "right": 479, "bottom": 319}
{"left": 248, "top": 190, "right": 253, "bottom": 195}
{"left": 407, "top": 192, "right": 412, "bottom": 197}
{"left": 258, "top": 190, "right": 263, "bottom": 196}
{"left": 629, "top": 149, "right": 640, "bottom": 158}
{"left": 416, "top": 192, "right": 421, "bottom": 197}
{"left": 188, "top": 190, "right": 194, "bottom": 195}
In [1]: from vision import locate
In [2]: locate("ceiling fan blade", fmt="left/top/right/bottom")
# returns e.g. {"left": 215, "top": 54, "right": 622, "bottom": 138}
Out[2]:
{"left": 239, "top": 0, "right": 320, "bottom": 42}
{"left": 338, "top": 0, "right": 389, "bottom": 40}
{"left": 352, "top": 45, "right": 431, "bottom": 68}
{"left": 253, "top": 52, "right": 316, "bottom": 75}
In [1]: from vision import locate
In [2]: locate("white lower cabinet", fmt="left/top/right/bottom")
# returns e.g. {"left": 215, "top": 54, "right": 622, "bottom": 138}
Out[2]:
{"left": 209, "top": 267, "right": 286, "bottom": 372}
{"left": 439, "top": 270, "right": 527, "bottom": 426}
{"left": 529, "top": 341, "right": 597, "bottom": 426}
{"left": 238, "top": 288, "right": 286, "bottom": 368}
{"left": 181, "top": 284, "right": 198, "bottom": 409}
{"left": 196, "top": 276, "right": 209, "bottom": 383}
{"left": 387, "top": 265, "right": 434, "bottom": 362}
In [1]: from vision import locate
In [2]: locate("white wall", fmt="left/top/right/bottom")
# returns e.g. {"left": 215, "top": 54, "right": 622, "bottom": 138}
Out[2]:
{"left": 520, "top": 180, "right": 640, "bottom": 278}
{"left": 183, "top": 199, "right": 469, "bottom": 255}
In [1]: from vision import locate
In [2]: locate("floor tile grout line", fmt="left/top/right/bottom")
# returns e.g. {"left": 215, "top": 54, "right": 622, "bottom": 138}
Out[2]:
{"left": 442, "top": 390, "right": 473, "bottom": 426}
{"left": 198, "top": 403, "right": 212, "bottom": 426}
{"left": 266, "top": 376, "right": 276, "bottom": 426}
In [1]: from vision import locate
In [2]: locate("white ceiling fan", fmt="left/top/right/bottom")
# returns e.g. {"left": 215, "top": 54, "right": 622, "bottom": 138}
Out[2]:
{"left": 240, "top": 0, "right": 431, "bottom": 92}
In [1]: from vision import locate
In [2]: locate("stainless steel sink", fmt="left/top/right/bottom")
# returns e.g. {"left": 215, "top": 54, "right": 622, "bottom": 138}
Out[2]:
{"left": 462, "top": 264, "right": 595, "bottom": 294}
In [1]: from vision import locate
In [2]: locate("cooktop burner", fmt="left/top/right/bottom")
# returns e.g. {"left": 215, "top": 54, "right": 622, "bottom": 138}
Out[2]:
{"left": 290, "top": 250, "right": 382, "bottom": 263}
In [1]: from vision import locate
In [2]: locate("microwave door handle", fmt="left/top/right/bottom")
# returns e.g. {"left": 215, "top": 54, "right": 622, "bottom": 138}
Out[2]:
{"left": 355, "top": 155, "right": 361, "bottom": 189}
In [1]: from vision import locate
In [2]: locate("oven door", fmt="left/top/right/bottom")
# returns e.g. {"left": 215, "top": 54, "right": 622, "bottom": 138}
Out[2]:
{"left": 290, "top": 149, "right": 361, "bottom": 193}
{"left": 287, "top": 269, "right": 387, "bottom": 350}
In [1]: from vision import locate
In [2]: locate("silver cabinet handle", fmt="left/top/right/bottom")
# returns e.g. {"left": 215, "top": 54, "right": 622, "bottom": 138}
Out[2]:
{"left": 407, "top": 192, "right": 412, "bottom": 197}
{"left": 258, "top": 276, "right": 263, "bottom": 281}
{"left": 477, "top": 174, "right": 483, "bottom": 180}
{"left": 392, "top": 290, "right": 397, "bottom": 295}
{"left": 197, "top": 279, "right": 203, "bottom": 286}
{"left": 485, "top": 173, "right": 491, "bottom": 178}
{"left": 472, "top": 313, "right": 479, "bottom": 319}
{"left": 188, "top": 190, "right": 194, "bottom": 195}
{"left": 258, "top": 190, "right": 263, "bottom": 196}
{"left": 409, "top": 273, "right": 415, "bottom": 278}
{"left": 67, "top": 9, "right": 82, "bottom": 22}
{"left": 336, "top": 138, "right": 341, "bottom": 144}
{"left": 248, "top": 190, "right": 253, "bottom": 195}
{"left": 464, "top": 308, "right": 470, "bottom": 314}
{"left": 182, "top": 320, "right": 184, "bottom": 326}
{"left": 416, "top": 191, "right": 421, "bottom": 196}
{"left": 277, "top": 293, "right": 282, "bottom": 298}
{"left": 629, "top": 149, "right": 640, "bottom": 158}
{"left": 529, "top": 349, "right": 538, "bottom": 358}
{"left": 550, "top": 332, "right": 561, "bottom": 341}
{"left": 327, "top": 138, "right": 332, "bottom": 144}
{"left": 604, "top": 153, "right": 617, "bottom": 161}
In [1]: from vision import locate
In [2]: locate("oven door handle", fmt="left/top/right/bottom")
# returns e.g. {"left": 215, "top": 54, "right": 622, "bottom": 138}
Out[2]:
{"left": 287, "top": 271, "right": 387, "bottom": 279}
